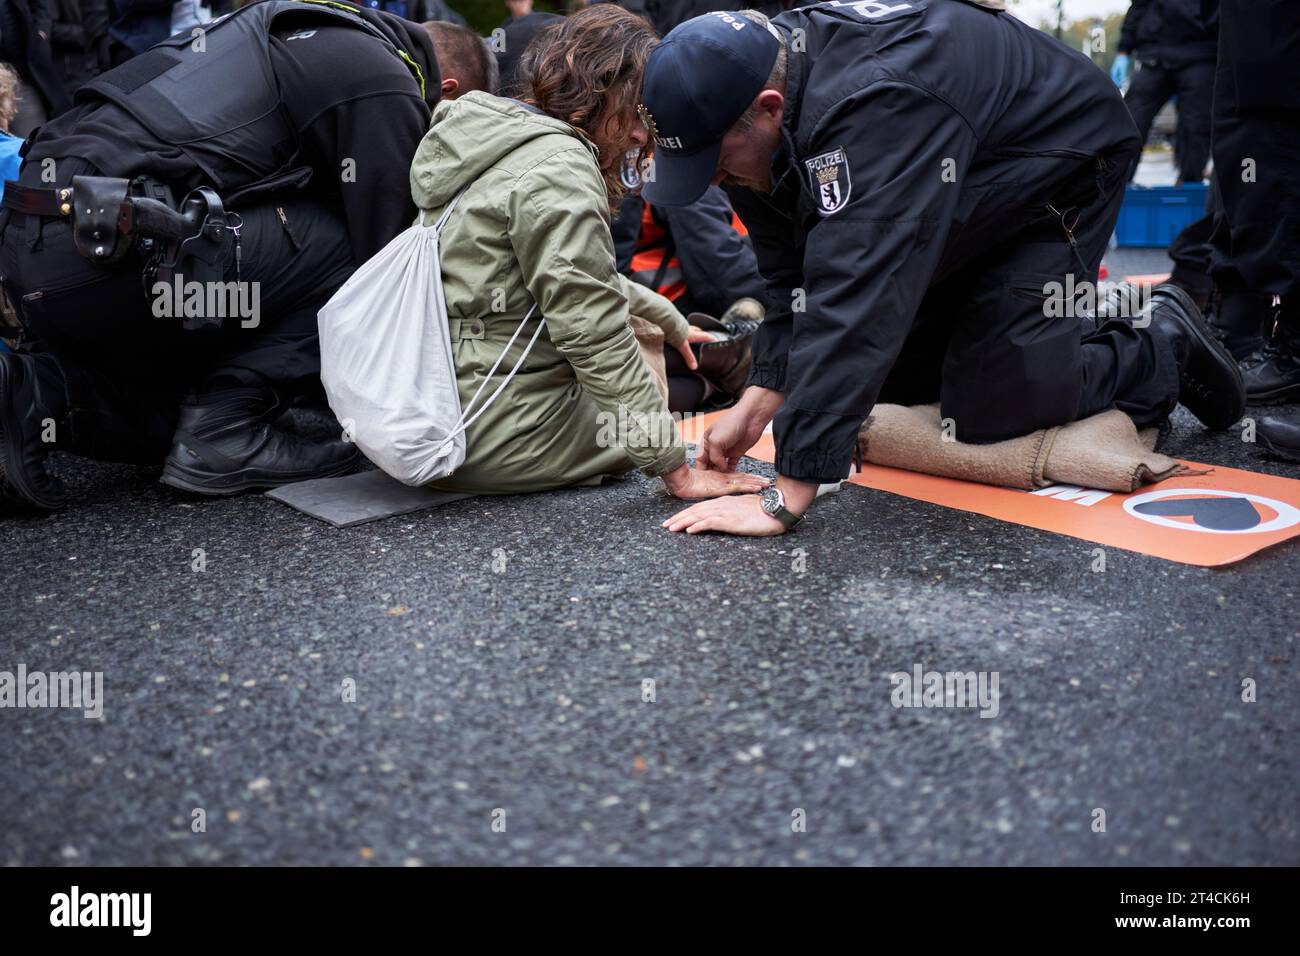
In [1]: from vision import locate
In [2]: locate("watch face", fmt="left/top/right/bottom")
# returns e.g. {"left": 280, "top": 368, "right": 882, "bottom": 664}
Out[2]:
{"left": 760, "top": 487, "right": 782, "bottom": 516}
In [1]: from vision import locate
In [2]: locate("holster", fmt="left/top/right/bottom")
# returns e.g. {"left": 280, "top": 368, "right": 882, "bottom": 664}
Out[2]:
{"left": 71, "top": 176, "right": 232, "bottom": 329}
{"left": 145, "top": 186, "right": 230, "bottom": 289}
{"left": 70, "top": 176, "right": 134, "bottom": 264}
{"left": 1, "top": 175, "right": 234, "bottom": 333}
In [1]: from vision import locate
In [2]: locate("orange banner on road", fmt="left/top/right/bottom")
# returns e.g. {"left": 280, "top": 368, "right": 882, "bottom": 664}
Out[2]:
{"left": 680, "top": 413, "right": 1300, "bottom": 567}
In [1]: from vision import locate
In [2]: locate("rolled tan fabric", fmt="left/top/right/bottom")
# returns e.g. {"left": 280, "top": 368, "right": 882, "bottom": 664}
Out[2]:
{"left": 628, "top": 313, "right": 669, "bottom": 404}
{"left": 1040, "top": 411, "right": 1195, "bottom": 491}
{"left": 858, "top": 404, "right": 1193, "bottom": 493}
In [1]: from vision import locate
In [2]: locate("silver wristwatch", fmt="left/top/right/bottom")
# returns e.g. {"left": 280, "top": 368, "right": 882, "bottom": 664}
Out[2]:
{"left": 760, "top": 487, "right": 803, "bottom": 530}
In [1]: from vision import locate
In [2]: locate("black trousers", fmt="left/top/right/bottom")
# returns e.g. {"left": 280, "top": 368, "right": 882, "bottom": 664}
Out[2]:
{"left": 1122, "top": 57, "right": 1215, "bottom": 184}
{"left": 877, "top": 148, "right": 1179, "bottom": 443}
{"left": 1, "top": 175, "right": 354, "bottom": 464}
{"left": 1207, "top": 0, "right": 1300, "bottom": 308}
{"left": 1168, "top": 175, "right": 1219, "bottom": 301}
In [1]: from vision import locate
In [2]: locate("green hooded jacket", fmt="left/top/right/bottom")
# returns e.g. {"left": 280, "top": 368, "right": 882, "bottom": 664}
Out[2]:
{"left": 409, "top": 91, "right": 688, "bottom": 494}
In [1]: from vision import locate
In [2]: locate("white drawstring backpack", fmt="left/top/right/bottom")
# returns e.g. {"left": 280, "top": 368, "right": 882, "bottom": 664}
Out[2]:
{"left": 318, "top": 190, "right": 546, "bottom": 486}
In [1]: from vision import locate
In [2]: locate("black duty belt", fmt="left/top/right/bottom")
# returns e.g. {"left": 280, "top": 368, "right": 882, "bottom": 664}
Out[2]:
{"left": 2, "top": 176, "right": 180, "bottom": 267}
{"left": 2, "top": 182, "right": 74, "bottom": 219}
{"left": 2, "top": 176, "right": 236, "bottom": 330}
{"left": 2, "top": 175, "right": 228, "bottom": 275}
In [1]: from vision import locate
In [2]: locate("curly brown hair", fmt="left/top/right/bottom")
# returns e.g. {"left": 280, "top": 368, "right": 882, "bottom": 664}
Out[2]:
{"left": 518, "top": 5, "right": 657, "bottom": 208}
{"left": 0, "top": 62, "right": 21, "bottom": 132}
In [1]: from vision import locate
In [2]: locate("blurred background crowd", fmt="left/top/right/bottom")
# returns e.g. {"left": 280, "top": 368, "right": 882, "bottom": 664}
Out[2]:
{"left": 0, "top": 0, "right": 1246, "bottom": 401}
{"left": 0, "top": 1, "right": 1174, "bottom": 138}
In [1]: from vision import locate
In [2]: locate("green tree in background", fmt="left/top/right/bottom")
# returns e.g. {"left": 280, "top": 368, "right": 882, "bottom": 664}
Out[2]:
{"left": 450, "top": 0, "right": 568, "bottom": 36}
{"left": 443, "top": 0, "right": 1127, "bottom": 75}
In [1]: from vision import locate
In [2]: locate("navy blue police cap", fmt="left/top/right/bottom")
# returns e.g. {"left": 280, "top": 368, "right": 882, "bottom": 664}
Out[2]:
{"left": 640, "top": 11, "right": 780, "bottom": 206}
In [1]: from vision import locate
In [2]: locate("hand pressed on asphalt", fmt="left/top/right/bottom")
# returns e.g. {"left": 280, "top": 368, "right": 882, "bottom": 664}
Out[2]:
{"left": 662, "top": 463, "right": 769, "bottom": 500}
{"left": 663, "top": 494, "right": 787, "bottom": 536}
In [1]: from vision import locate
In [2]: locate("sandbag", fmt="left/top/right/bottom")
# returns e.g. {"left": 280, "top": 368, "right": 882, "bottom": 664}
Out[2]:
{"left": 858, "top": 405, "right": 1193, "bottom": 493}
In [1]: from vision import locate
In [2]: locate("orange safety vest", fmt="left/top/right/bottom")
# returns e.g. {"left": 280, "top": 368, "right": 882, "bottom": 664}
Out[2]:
{"left": 629, "top": 202, "right": 748, "bottom": 302}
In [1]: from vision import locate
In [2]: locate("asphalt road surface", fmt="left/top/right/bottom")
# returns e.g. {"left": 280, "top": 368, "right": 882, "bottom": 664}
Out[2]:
{"left": 3, "top": 251, "right": 1298, "bottom": 866}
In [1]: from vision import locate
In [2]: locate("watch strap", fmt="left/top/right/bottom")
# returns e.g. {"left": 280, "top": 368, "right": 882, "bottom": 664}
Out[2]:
{"left": 773, "top": 503, "right": 803, "bottom": 529}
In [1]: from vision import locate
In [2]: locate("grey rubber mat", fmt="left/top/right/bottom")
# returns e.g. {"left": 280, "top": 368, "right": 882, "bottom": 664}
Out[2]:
{"left": 266, "top": 468, "right": 473, "bottom": 527}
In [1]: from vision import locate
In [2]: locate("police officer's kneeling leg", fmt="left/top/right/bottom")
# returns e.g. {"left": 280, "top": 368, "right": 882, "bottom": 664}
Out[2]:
{"left": 939, "top": 259, "right": 1241, "bottom": 443}
{"left": 939, "top": 260, "right": 1096, "bottom": 443}
{"left": 0, "top": 201, "right": 198, "bottom": 509}
{"left": 158, "top": 196, "right": 360, "bottom": 496}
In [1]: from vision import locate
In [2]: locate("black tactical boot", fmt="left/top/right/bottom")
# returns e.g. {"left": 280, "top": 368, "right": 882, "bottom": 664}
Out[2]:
{"left": 1256, "top": 413, "right": 1300, "bottom": 463}
{"left": 1209, "top": 291, "right": 1275, "bottom": 361}
{"left": 1241, "top": 318, "right": 1300, "bottom": 405}
{"left": 1146, "top": 283, "right": 1246, "bottom": 431}
{"left": 160, "top": 386, "right": 359, "bottom": 495}
{"left": 0, "top": 350, "right": 70, "bottom": 509}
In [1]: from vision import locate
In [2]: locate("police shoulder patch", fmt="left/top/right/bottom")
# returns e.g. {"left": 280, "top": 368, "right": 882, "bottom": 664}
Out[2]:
{"left": 619, "top": 150, "right": 642, "bottom": 190}
{"left": 805, "top": 146, "right": 852, "bottom": 216}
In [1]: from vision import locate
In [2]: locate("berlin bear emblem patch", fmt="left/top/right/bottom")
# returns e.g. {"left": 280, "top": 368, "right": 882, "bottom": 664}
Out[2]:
{"left": 805, "top": 147, "right": 852, "bottom": 215}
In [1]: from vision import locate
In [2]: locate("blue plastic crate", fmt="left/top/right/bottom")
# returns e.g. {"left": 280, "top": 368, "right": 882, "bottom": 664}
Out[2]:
{"left": 1114, "top": 183, "right": 1209, "bottom": 248}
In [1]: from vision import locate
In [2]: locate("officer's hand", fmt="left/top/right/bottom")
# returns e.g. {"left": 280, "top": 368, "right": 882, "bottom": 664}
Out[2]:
{"left": 662, "top": 494, "right": 786, "bottom": 537}
{"left": 1110, "top": 53, "right": 1130, "bottom": 87}
{"left": 697, "top": 387, "right": 782, "bottom": 472}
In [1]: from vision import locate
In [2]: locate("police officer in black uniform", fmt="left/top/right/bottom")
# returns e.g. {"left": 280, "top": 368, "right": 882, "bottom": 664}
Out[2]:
{"left": 1113, "top": 0, "right": 1218, "bottom": 184}
{"left": 645, "top": 2, "right": 1245, "bottom": 537}
{"left": 1220, "top": 0, "right": 1300, "bottom": 459}
{"left": 0, "top": 0, "right": 442, "bottom": 510}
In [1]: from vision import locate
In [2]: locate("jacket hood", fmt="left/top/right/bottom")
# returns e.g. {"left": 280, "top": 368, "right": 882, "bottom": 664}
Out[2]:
{"left": 355, "top": 6, "right": 442, "bottom": 108}
{"left": 410, "top": 91, "right": 596, "bottom": 209}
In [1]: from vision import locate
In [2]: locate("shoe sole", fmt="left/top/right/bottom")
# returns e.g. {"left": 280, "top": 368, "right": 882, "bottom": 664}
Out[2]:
{"left": 159, "top": 455, "right": 358, "bottom": 496}
{"left": 1258, "top": 433, "right": 1300, "bottom": 463}
{"left": 0, "top": 357, "right": 66, "bottom": 510}
{"left": 1245, "top": 383, "right": 1300, "bottom": 406}
{"left": 1155, "top": 284, "right": 1247, "bottom": 431}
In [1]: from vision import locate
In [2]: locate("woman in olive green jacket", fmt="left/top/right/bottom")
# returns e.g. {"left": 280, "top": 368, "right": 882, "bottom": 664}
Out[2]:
{"left": 412, "top": 6, "right": 765, "bottom": 499}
